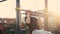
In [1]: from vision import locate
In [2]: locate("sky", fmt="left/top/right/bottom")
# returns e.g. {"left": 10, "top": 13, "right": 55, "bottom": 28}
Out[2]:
{"left": 0, "top": 0, "right": 60, "bottom": 18}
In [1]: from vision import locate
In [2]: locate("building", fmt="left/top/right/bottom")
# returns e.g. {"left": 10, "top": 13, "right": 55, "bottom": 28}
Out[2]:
{"left": 0, "top": 18, "right": 15, "bottom": 24}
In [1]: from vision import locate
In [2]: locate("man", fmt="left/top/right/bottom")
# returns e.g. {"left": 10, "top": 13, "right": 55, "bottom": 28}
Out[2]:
{"left": 25, "top": 11, "right": 40, "bottom": 34}
{"left": 32, "top": 12, "right": 53, "bottom": 34}
{"left": 32, "top": 29, "right": 53, "bottom": 34}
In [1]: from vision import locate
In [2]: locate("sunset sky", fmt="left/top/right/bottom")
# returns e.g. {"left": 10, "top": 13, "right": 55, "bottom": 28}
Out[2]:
{"left": 0, "top": 0, "right": 60, "bottom": 18}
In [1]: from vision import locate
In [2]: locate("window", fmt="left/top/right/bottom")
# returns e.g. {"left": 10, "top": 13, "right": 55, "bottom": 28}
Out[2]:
{"left": 0, "top": 21, "right": 1, "bottom": 23}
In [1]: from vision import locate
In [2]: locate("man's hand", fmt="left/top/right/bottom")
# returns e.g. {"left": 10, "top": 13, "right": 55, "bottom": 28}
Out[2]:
{"left": 26, "top": 17, "right": 30, "bottom": 24}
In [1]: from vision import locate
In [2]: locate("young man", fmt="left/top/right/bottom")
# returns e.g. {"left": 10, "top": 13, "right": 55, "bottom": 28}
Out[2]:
{"left": 25, "top": 11, "right": 40, "bottom": 34}
{"left": 32, "top": 12, "right": 53, "bottom": 34}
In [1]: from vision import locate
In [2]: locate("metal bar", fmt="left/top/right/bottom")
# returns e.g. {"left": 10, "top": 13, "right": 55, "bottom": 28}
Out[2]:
{"left": 44, "top": 0, "right": 49, "bottom": 31}
{"left": 16, "top": 0, "right": 21, "bottom": 34}
{"left": 34, "top": 10, "right": 44, "bottom": 12}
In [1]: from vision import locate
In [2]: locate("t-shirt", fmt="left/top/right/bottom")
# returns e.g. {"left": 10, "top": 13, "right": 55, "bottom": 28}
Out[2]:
{"left": 32, "top": 29, "right": 53, "bottom": 34}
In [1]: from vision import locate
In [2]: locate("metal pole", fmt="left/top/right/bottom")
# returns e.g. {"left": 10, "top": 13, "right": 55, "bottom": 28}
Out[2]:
{"left": 44, "top": 0, "right": 49, "bottom": 31}
{"left": 16, "top": 0, "right": 21, "bottom": 34}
